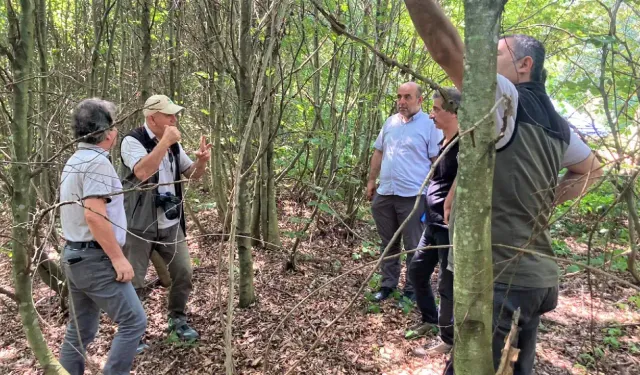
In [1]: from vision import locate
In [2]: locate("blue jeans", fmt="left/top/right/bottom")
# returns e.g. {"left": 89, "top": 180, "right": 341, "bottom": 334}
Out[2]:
{"left": 59, "top": 246, "right": 147, "bottom": 375}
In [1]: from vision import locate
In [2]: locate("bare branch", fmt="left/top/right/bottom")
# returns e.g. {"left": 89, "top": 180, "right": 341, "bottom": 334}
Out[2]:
{"left": 0, "top": 286, "right": 18, "bottom": 302}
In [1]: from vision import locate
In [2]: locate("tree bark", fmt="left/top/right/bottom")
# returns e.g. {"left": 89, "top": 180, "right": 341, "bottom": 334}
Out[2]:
{"left": 139, "top": 0, "right": 152, "bottom": 107}
{"left": 452, "top": 0, "right": 504, "bottom": 374}
{"left": 35, "top": 0, "right": 53, "bottom": 205}
{"left": 7, "top": 0, "right": 68, "bottom": 372}
{"left": 236, "top": 0, "right": 256, "bottom": 309}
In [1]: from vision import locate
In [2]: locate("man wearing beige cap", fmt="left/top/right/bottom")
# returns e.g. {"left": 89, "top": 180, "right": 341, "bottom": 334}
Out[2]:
{"left": 120, "top": 94, "right": 211, "bottom": 344}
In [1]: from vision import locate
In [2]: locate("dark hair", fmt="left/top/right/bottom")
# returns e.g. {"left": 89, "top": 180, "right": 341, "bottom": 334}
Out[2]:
{"left": 433, "top": 87, "right": 461, "bottom": 113}
{"left": 72, "top": 98, "right": 116, "bottom": 144}
{"left": 501, "top": 34, "right": 546, "bottom": 82}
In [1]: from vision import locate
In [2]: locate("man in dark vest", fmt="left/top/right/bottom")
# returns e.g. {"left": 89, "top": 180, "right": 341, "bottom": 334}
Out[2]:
{"left": 404, "top": 1, "right": 602, "bottom": 374}
{"left": 121, "top": 94, "right": 211, "bottom": 343}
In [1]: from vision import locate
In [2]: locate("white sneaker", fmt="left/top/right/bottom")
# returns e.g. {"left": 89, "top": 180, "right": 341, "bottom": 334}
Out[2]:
{"left": 412, "top": 339, "right": 453, "bottom": 357}
{"left": 425, "top": 340, "right": 453, "bottom": 355}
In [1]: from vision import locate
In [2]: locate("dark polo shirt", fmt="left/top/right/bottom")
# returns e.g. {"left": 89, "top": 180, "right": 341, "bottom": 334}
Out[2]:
{"left": 426, "top": 134, "right": 459, "bottom": 228}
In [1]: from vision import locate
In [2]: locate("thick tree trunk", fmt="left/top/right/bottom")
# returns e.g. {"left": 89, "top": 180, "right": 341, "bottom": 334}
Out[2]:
{"left": 7, "top": 0, "right": 68, "bottom": 373}
{"left": 452, "top": 0, "right": 504, "bottom": 374}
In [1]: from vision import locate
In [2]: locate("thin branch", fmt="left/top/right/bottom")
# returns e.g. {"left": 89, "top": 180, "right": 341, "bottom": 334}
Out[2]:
{"left": 308, "top": 0, "right": 459, "bottom": 112}
{"left": 29, "top": 107, "right": 142, "bottom": 179}
{"left": 0, "top": 286, "right": 18, "bottom": 302}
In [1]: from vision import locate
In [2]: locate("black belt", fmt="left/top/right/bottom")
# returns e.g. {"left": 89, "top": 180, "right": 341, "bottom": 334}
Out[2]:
{"left": 66, "top": 241, "right": 102, "bottom": 250}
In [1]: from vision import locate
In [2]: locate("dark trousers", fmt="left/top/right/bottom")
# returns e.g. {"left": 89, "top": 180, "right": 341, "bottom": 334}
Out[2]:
{"left": 371, "top": 194, "right": 426, "bottom": 293}
{"left": 409, "top": 225, "right": 454, "bottom": 345}
{"left": 444, "top": 283, "right": 559, "bottom": 375}
{"left": 123, "top": 224, "right": 193, "bottom": 319}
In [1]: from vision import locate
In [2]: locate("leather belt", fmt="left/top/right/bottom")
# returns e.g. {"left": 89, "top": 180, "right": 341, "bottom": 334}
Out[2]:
{"left": 66, "top": 241, "right": 102, "bottom": 250}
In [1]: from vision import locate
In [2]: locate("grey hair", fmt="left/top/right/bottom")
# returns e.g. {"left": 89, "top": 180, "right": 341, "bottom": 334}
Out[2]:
{"left": 433, "top": 87, "right": 461, "bottom": 113}
{"left": 415, "top": 83, "right": 423, "bottom": 98}
{"left": 72, "top": 98, "right": 116, "bottom": 144}
{"left": 501, "top": 34, "right": 546, "bottom": 82}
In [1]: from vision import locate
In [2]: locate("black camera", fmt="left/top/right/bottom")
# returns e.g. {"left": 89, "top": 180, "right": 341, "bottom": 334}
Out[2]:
{"left": 155, "top": 192, "right": 182, "bottom": 220}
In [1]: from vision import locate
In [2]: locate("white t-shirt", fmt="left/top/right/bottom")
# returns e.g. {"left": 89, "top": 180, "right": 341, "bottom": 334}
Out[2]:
{"left": 120, "top": 124, "right": 193, "bottom": 229}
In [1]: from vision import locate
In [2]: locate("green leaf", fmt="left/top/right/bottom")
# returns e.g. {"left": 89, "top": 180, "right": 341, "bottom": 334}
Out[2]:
{"left": 318, "top": 203, "right": 334, "bottom": 215}
{"left": 367, "top": 304, "right": 381, "bottom": 314}
{"left": 193, "top": 71, "right": 210, "bottom": 79}
{"left": 566, "top": 264, "right": 581, "bottom": 274}
{"left": 404, "top": 330, "right": 418, "bottom": 339}
{"left": 603, "top": 336, "right": 620, "bottom": 349}
{"left": 594, "top": 347, "right": 605, "bottom": 358}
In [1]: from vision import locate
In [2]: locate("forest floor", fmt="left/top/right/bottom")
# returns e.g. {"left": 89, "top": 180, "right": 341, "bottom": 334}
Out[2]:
{"left": 0, "top": 195, "right": 639, "bottom": 375}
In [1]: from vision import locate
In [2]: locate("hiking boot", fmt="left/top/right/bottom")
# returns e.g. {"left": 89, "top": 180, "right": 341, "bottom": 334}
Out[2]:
{"left": 412, "top": 339, "right": 453, "bottom": 357}
{"left": 136, "top": 339, "right": 149, "bottom": 355}
{"left": 168, "top": 317, "right": 199, "bottom": 341}
{"left": 372, "top": 287, "right": 394, "bottom": 302}
{"left": 404, "top": 321, "right": 434, "bottom": 340}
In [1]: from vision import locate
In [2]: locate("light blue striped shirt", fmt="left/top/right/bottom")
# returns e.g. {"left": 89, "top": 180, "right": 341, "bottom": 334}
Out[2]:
{"left": 374, "top": 111, "right": 442, "bottom": 197}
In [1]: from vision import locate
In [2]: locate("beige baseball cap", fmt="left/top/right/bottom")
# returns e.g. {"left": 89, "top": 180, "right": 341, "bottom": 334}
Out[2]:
{"left": 143, "top": 95, "right": 184, "bottom": 117}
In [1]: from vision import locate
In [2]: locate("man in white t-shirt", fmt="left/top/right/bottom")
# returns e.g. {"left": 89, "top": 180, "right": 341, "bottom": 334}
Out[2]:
{"left": 120, "top": 94, "right": 211, "bottom": 343}
{"left": 404, "top": 1, "right": 602, "bottom": 374}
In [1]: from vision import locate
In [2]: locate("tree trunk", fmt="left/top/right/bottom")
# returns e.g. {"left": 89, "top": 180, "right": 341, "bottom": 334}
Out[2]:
{"left": 140, "top": 0, "right": 152, "bottom": 106}
{"left": 265, "top": 140, "right": 280, "bottom": 248}
{"left": 250, "top": 172, "right": 261, "bottom": 246}
{"left": 101, "top": 0, "right": 121, "bottom": 97}
{"left": 210, "top": 69, "right": 229, "bottom": 223}
{"left": 236, "top": 0, "right": 256, "bottom": 309}
{"left": 7, "top": 0, "right": 68, "bottom": 372}
{"left": 168, "top": 5, "right": 181, "bottom": 100}
{"left": 35, "top": 0, "right": 53, "bottom": 205}
{"left": 452, "top": 0, "right": 504, "bottom": 374}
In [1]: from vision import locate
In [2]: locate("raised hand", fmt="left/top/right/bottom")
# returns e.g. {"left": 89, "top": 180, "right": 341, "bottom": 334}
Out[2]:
{"left": 161, "top": 126, "right": 182, "bottom": 147}
{"left": 194, "top": 135, "right": 212, "bottom": 162}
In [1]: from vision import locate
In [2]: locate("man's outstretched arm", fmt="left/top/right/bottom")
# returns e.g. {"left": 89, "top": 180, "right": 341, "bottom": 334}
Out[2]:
{"left": 404, "top": 0, "right": 465, "bottom": 90}
{"left": 555, "top": 153, "right": 603, "bottom": 204}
